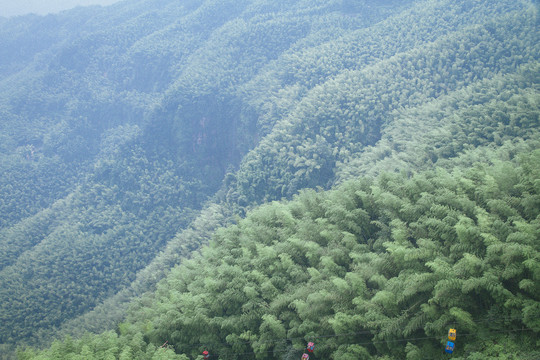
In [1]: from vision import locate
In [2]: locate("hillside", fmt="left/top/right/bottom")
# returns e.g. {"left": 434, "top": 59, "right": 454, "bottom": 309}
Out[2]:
{"left": 19, "top": 149, "right": 540, "bottom": 359}
{"left": 0, "top": 0, "right": 538, "bottom": 358}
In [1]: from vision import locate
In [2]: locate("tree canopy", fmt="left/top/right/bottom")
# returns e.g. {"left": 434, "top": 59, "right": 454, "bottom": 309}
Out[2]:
{"left": 0, "top": 0, "right": 538, "bottom": 358}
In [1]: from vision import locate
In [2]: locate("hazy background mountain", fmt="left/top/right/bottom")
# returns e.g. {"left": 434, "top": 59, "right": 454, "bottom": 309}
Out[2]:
{"left": 0, "top": 0, "right": 120, "bottom": 17}
{"left": 0, "top": 0, "right": 538, "bottom": 358}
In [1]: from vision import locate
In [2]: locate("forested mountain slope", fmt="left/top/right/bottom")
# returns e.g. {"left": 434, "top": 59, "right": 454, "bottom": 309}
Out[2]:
{"left": 0, "top": 0, "right": 410, "bottom": 351}
{"left": 0, "top": 0, "right": 538, "bottom": 358}
{"left": 231, "top": 6, "right": 538, "bottom": 204}
{"left": 20, "top": 149, "right": 540, "bottom": 359}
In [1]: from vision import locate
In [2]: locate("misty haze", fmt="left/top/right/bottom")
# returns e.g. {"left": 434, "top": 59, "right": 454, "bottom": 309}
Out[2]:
{"left": 0, "top": 0, "right": 120, "bottom": 17}
{"left": 0, "top": 0, "right": 538, "bottom": 359}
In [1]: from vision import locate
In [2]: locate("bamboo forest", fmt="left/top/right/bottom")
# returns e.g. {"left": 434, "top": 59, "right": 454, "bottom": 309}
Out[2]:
{"left": 0, "top": 0, "right": 539, "bottom": 359}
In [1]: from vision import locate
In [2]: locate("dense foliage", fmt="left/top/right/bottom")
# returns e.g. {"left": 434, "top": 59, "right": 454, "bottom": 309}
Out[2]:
{"left": 19, "top": 149, "right": 540, "bottom": 359}
{"left": 0, "top": 0, "right": 538, "bottom": 358}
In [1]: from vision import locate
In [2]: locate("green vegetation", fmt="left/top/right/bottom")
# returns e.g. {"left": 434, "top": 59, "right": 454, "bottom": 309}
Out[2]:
{"left": 0, "top": 0, "right": 538, "bottom": 358}
{"left": 19, "top": 149, "right": 540, "bottom": 359}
